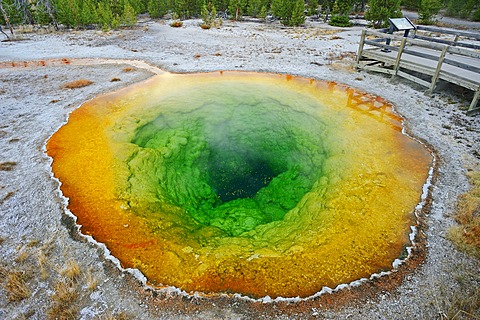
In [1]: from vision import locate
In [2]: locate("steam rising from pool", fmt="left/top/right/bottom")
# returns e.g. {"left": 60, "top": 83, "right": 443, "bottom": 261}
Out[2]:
{"left": 47, "top": 72, "right": 432, "bottom": 298}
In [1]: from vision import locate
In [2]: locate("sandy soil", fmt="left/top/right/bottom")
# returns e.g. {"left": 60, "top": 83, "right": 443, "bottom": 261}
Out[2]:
{"left": 1, "top": 17, "right": 479, "bottom": 319}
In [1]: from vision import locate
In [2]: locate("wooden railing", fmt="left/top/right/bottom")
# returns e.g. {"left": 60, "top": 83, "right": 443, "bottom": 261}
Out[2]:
{"left": 356, "top": 26, "right": 480, "bottom": 116}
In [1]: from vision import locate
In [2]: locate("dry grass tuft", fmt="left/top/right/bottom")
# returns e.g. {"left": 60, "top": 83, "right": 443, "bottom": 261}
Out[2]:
{"left": 47, "top": 280, "right": 79, "bottom": 320}
{"left": 86, "top": 269, "right": 99, "bottom": 291}
{"left": 122, "top": 67, "right": 135, "bottom": 72}
{"left": 0, "top": 191, "right": 15, "bottom": 204}
{"left": 15, "top": 249, "right": 30, "bottom": 263}
{"left": 444, "top": 268, "right": 480, "bottom": 319}
{"left": 61, "top": 259, "right": 81, "bottom": 281}
{"left": 448, "top": 170, "right": 480, "bottom": 258}
{"left": 98, "top": 311, "right": 134, "bottom": 320}
{"left": 170, "top": 21, "right": 183, "bottom": 28}
{"left": 0, "top": 161, "right": 17, "bottom": 171}
{"left": 62, "top": 79, "right": 93, "bottom": 89}
{"left": 37, "top": 250, "right": 49, "bottom": 280}
{"left": 4, "top": 270, "right": 31, "bottom": 302}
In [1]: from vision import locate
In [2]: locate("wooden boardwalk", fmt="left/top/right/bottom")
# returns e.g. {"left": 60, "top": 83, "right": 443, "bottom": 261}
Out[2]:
{"left": 356, "top": 26, "right": 480, "bottom": 115}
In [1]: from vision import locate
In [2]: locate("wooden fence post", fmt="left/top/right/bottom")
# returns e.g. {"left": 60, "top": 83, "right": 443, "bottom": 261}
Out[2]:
{"left": 392, "top": 37, "right": 407, "bottom": 78}
{"left": 356, "top": 29, "right": 366, "bottom": 67}
{"left": 427, "top": 45, "right": 448, "bottom": 95}
{"left": 467, "top": 88, "right": 480, "bottom": 116}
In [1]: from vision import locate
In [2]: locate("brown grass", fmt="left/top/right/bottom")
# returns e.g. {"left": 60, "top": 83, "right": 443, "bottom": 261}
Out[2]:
{"left": 46, "top": 259, "right": 84, "bottom": 319}
{"left": 448, "top": 170, "right": 480, "bottom": 258}
{"left": 439, "top": 267, "right": 480, "bottom": 319}
{"left": 0, "top": 191, "right": 15, "bottom": 205}
{"left": 62, "top": 79, "right": 93, "bottom": 89}
{"left": 15, "top": 249, "right": 30, "bottom": 263}
{"left": 47, "top": 280, "right": 79, "bottom": 320}
{"left": 61, "top": 259, "right": 81, "bottom": 281}
{"left": 37, "top": 250, "right": 49, "bottom": 280}
{"left": 122, "top": 67, "right": 135, "bottom": 72}
{"left": 0, "top": 161, "right": 17, "bottom": 171}
{"left": 170, "top": 21, "right": 183, "bottom": 28}
{"left": 86, "top": 269, "right": 99, "bottom": 291}
{"left": 98, "top": 311, "right": 134, "bottom": 320}
{"left": 2, "top": 270, "right": 31, "bottom": 302}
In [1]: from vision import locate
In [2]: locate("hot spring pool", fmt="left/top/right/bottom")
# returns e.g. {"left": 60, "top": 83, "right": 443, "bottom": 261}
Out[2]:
{"left": 47, "top": 71, "right": 432, "bottom": 299}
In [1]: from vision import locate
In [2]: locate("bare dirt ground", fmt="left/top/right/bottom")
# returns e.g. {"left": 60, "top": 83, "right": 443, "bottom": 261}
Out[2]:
{"left": 1, "top": 17, "right": 479, "bottom": 319}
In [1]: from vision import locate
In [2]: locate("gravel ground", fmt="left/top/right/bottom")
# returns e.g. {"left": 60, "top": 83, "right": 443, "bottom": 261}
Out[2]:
{"left": 0, "top": 17, "right": 479, "bottom": 319}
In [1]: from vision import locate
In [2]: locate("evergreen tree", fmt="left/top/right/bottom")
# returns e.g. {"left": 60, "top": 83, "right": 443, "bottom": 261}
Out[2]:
{"left": 148, "top": 0, "right": 167, "bottom": 18}
{"left": 288, "top": 0, "right": 305, "bottom": 26}
{"left": 111, "top": 13, "right": 121, "bottom": 28}
{"left": 200, "top": 0, "right": 221, "bottom": 27}
{"left": 335, "top": 0, "right": 351, "bottom": 15}
{"left": 329, "top": 0, "right": 352, "bottom": 26}
{"left": 128, "top": 0, "right": 145, "bottom": 13}
{"left": 121, "top": 0, "right": 137, "bottom": 26}
{"left": 258, "top": 4, "right": 267, "bottom": 20}
{"left": 212, "top": 0, "right": 229, "bottom": 12}
{"left": 473, "top": 6, "right": 480, "bottom": 21}
{"left": 228, "top": 0, "right": 246, "bottom": 20}
{"left": 365, "top": 0, "right": 402, "bottom": 28}
{"left": 306, "top": 0, "right": 319, "bottom": 16}
{"left": 32, "top": 2, "right": 53, "bottom": 25}
{"left": 449, "top": 0, "right": 479, "bottom": 18}
{"left": 270, "top": 0, "right": 288, "bottom": 21}
{"left": 418, "top": 0, "right": 442, "bottom": 24}
{"left": 247, "top": 0, "right": 260, "bottom": 16}
{"left": 271, "top": 0, "right": 306, "bottom": 26}
{"left": 80, "top": 0, "right": 99, "bottom": 26}
{"left": 401, "top": 0, "right": 419, "bottom": 10}
{"left": 54, "top": 0, "right": 81, "bottom": 27}
{"left": 97, "top": 1, "right": 114, "bottom": 30}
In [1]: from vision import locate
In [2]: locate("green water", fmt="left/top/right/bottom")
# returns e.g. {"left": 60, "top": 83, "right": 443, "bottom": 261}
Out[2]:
{"left": 129, "top": 84, "right": 328, "bottom": 237}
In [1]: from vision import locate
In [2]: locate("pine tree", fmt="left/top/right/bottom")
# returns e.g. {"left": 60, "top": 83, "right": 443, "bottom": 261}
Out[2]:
{"left": 80, "top": 0, "right": 99, "bottom": 26}
{"left": 201, "top": 0, "right": 211, "bottom": 25}
{"left": 329, "top": 0, "right": 352, "bottom": 26}
{"left": 228, "top": 0, "right": 246, "bottom": 20}
{"left": 365, "top": 0, "right": 402, "bottom": 28}
{"left": 32, "top": 2, "right": 53, "bottom": 25}
{"left": 258, "top": 4, "right": 267, "bottom": 20}
{"left": 247, "top": 0, "right": 261, "bottom": 16}
{"left": 148, "top": 0, "right": 167, "bottom": 18}
{"left": 111, "top": 13, "right": 121, "bottom": 29}
{"left": 306, "top": 0, "right": 319, "bottom": 16}
{"left": 473, "top": 6, "right": 480, "bottom": 21}
{"left": 418, "top": 0, "right": 442, "bottom": 24}
{"left": 271, "top": 0, "right": 305, "bottom": 26}
{"left": 401, "top": 0, "right": 419, "bottom": 10}
{"left": 288, "top": 0, "right": 305, "bottom": 26}
{"left": 121, "top": 0, "right": 137, "bottom": 26}
{"left": 270, "top": 0, "right": 288, "bottom": 21}
{"left": 97, "top": 1, "right": 114, "bottom": 30}
{"left": 55, "top": 0, "right": 81, "bottom": 27}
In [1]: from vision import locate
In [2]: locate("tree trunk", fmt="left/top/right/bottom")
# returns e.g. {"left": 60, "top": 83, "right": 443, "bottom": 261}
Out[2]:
{"left": 0, "top": 0, "right": 15, "bottom": 38}
{"left": 42, "top": 0, "right": 59, "bottom": 30}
